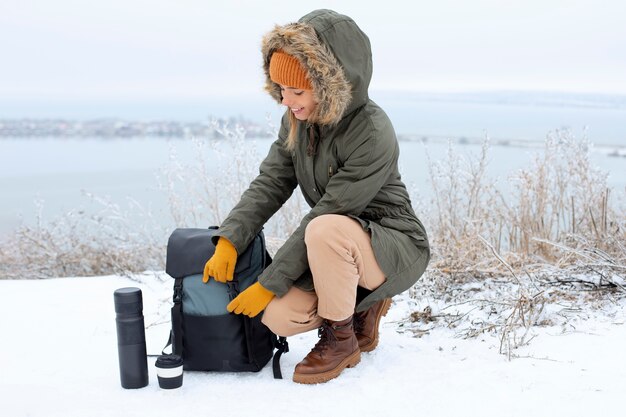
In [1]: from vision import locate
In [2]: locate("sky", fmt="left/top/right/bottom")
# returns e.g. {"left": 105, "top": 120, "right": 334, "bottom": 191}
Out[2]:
{"left": 1, "top": 0, "right": 626, "bottom": 105}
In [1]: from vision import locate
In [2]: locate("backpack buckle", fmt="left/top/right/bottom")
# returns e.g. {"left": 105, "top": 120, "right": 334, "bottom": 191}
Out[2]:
{"left": 173, "top": 284, "right": 183, "bottom": 304}
{"left": 226, "top": 281, "right": 240, "bottom": 300}
{"left": 275, "top": 336, "right": 289, "bottom": 353}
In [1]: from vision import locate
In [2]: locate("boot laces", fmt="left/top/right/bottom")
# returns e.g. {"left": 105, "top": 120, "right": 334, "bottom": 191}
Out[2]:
{"left": 311, "top": 321, "right": 339, "bottom": 353}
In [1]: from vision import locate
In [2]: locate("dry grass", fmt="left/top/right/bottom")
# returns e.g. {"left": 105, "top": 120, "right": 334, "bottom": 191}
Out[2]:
{"left": 0, "top": 121, "right": 306, "bottom": 279}
{"left": 155, "top": 119, "right": 307, "bottom": 239}
{"left": 424, "top": 130, "right": 625, "bottom": 276}
{"left": 409, "top": 129, "right": 625, "bottom": 357}
{"left": 0, "top": 195, "right": 166, "bottom": 279}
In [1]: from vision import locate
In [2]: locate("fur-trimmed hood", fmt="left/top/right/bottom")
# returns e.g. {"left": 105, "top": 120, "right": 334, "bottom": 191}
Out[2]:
{"left": 262, "top": 9, "right": 373, "bottom": 127}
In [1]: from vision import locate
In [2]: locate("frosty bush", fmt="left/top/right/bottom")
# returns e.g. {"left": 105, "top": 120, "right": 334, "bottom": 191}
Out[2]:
{"left": 0, "top": 196, "right": 166, "bottom": 279}
{"left": 0, "top": 121, "right": 306, "bottom": 279}
{"left": 423, "top": 130, "right": 625, "bottom": 277}
{"left": 156, "top": 119, "right": 307, "bottom": 239}
{"left": 408, "top": 130, "right": 625, "bottom": 357}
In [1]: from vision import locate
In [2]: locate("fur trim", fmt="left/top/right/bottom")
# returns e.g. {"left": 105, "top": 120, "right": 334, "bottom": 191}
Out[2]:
{"left": 262, "top": 22, "right": 352, "bottom": 146}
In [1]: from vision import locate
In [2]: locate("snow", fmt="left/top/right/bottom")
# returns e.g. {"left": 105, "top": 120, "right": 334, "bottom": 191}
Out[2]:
{"left": 1, "top": 274, "right": 624, "bottom": 417}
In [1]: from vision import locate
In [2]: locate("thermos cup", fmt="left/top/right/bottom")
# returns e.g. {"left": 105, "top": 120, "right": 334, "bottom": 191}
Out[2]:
{"left": 114, "top": 287, "right": 149, "bottom": 389}
{"left": 155, "top": 354, "right": 184, "bottom": 389}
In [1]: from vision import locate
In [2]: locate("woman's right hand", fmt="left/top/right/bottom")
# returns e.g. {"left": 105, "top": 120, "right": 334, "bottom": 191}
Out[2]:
{"left": 203, "top": 237, "right": 238, "bottom": 283}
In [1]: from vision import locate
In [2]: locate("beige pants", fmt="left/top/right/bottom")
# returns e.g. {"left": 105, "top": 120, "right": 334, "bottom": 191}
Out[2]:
{"left": 261, "top": 214, "right": 386, "bottom": 337}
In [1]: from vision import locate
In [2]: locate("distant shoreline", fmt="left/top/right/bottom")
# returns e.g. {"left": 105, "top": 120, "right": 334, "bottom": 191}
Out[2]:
{"left": 0, "top": 117, "right": 272, "bottom": 139}
{"left": 1, "top": 119, "right": 624, "bottom": 158}
{"left": 398, "top": 134, "right": 626, "bottom": 157}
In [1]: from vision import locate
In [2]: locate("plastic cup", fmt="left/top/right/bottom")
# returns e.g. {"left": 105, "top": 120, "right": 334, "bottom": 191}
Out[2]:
{"left": 155, "top": 354, "right": 184, "bottom": 389}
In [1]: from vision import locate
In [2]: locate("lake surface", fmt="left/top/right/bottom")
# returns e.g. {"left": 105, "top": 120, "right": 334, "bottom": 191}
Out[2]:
{"left": 383, "top": 99, "right": 626, "bottom": 147}
{"left": 5, "top": 92, "right": 626, "bottom": 147}
{"left": 3, "top": 92, "right": 626, "bottom": 237}
{"left": 1, "top": 135, "right": 624, "bottom": 237}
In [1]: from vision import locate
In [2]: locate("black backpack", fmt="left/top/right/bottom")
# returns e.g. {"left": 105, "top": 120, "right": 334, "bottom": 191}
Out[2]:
{"left": 164, "top": 227, "right": 288, "bottom": 378}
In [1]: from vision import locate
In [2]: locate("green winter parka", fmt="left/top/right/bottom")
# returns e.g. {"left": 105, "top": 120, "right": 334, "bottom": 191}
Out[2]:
{"left": 214, "top": 9, "right": 430, "bottom": 312}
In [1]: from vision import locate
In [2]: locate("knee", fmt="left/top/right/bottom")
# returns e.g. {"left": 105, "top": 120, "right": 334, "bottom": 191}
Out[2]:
{"left": 262, "top": 295, "right": 322, "bottom": 337}
{"left": 305, "top": 214, "right": 344, "bottom": 245}
{"left": 261, "top": 303, "right": 299, "bottom": 337}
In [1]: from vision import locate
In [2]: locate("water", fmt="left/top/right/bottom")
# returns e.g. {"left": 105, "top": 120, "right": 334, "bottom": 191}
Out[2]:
{"left": 2, "top": 93, "right": 625, "bottom": 237}
{"left": 1, "top": 135, "right": 624, "bottom": 237}
{"left": 382, "top": 98, "right": 626, "bottom": 147}
{"left": 5, "top": 93, "right": 626, "bottom": 147}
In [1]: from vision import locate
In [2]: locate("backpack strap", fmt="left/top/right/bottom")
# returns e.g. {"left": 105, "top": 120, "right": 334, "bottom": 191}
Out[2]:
{"left": 242, "top": 316, "right": 262, "bottom": 369}
{"left": 272, "top": 336, "right": 289, "bottom": 379}
{"left": 171, "top": 278, "right": 184, "bottom": 356}
{"left": 228, "top": 278, "right": 261, "bottom": 369}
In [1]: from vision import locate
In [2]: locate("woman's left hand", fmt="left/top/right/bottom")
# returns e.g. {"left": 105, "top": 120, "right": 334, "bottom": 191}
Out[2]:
{"left": 227, "top": 282, "right": 275, "bottom": 318}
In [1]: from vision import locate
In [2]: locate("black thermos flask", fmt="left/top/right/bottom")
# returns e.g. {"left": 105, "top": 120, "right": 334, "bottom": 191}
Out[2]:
{"left": 114, "top": 287, "right": 149, "bottom": 389}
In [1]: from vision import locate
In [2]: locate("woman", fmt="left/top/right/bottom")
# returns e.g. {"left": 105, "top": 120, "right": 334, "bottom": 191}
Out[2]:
{"left": 203, "top": 9, "right": 429, "bottom": 384}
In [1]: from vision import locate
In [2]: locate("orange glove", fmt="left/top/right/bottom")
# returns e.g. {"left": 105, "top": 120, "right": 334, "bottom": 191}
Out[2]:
{"left": 227, "top": 282, "right": 275, "bottom": 318}
{"left": 203, "top": 237, "right": 238, "bottom": 283}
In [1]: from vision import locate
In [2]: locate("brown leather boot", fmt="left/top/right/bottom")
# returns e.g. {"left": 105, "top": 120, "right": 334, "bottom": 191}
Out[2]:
{"left": 353, "top": 298, "right": 392, "bottom": 352}
{"left": 292, "top": 316, "right": 361, "bottom": 384}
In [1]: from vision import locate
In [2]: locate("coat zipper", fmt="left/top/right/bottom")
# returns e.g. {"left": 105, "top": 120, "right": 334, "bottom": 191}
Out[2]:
{"left": 308, "top": 125, "right": 321, "bottom": 196}
{"left": 307, "top": 125, "right": 317, "bottom": 157}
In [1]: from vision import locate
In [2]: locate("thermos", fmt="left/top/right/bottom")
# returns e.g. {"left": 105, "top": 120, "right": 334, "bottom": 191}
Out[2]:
{"left": 114, "top": 287, "right": 149, "bottom": 389}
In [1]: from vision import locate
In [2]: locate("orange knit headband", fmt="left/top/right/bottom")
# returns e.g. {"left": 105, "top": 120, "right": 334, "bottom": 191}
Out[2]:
{"left": 269, "top": 50, "right": 312, "bottom": 90}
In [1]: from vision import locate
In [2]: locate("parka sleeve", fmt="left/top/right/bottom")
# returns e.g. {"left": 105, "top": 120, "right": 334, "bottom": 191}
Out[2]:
{"left": 213, "top": 116, "right": 298, "bottom": 254}
{"left": 258, "top": 123, "right": 398, "bottom": 297}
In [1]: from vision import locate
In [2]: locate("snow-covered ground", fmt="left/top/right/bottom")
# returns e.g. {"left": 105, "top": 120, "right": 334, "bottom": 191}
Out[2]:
{"left": 1, "top": 274, "right": 624, "bottom": 417}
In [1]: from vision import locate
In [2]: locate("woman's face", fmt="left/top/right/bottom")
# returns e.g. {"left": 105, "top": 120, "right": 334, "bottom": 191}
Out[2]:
{"left": 279, "top": 84, "right": 317, "bottom": 121}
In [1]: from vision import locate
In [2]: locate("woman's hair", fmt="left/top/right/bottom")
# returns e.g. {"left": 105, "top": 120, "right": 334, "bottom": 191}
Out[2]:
{"left": 286, "top": 111, "right": 298, "bottom": 151}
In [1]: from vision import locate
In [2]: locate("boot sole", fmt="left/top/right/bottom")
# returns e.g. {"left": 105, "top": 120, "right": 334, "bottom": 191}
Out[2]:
{"left": 359, "top": 298, "right": 392, "bottom": 353}
{"left": 292, "top": 349, "right": 361, "bottom": 384}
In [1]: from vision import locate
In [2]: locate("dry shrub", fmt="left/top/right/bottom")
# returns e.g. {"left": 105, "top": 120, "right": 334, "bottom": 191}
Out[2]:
{"left": 409, "top": 129, "right": 625, "bottom": 357}
{"left": 0, "top": 121, "right": 306, "bottom": 279}
{"left": 424, "top": 130, "right": 626, "bottom": 276}
{"left": 0, "top": 196, "right": 166, "bottom": 279}
{"left": 156, "top": 119, "right": 306, "bottom": 239}
{"left": 509, "top": 131, "right": 618, "bottom": 260}
{"left": 425, "top": 138, "right": 504, "bottom": 271}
